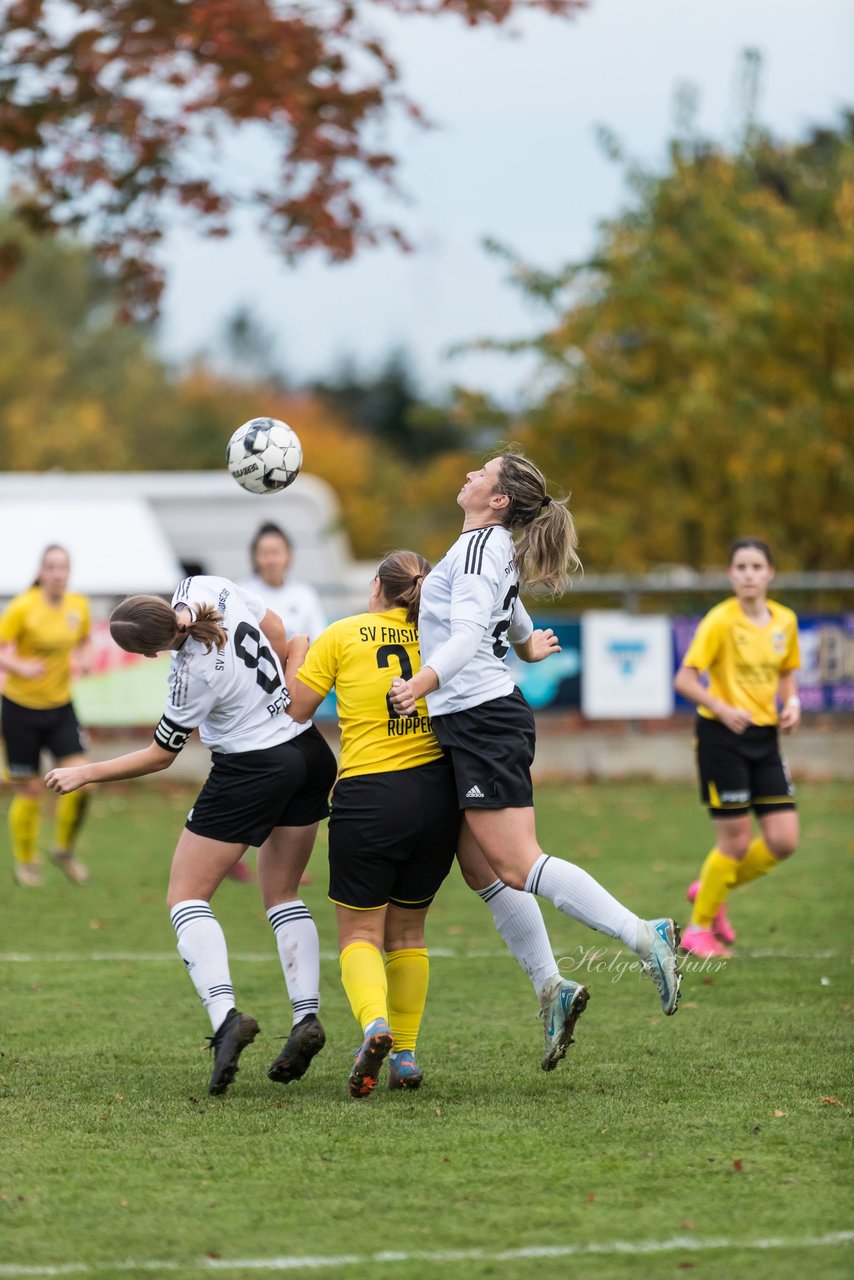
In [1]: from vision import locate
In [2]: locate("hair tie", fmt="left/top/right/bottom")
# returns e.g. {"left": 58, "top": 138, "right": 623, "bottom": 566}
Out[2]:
{"left": 412, "top": 574, "right": 424, "bottom": 584}
{"left": 540, "top": 495, "right": 552, "bottom": 509}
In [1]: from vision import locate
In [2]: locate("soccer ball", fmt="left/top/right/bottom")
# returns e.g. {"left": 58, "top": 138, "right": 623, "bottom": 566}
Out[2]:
{"left": 226, "top": 418, "right": 302, "bottom": 495}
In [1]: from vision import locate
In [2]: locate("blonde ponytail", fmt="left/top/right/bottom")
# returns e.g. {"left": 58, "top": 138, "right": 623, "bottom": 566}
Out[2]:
{"left": 494, "top": 453, "right": 581, "bottom": 595}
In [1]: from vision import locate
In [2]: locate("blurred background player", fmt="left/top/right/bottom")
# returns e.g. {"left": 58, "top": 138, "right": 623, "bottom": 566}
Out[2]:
{"left": 45, "top": 575, "right": 336, "bottom": 1096}
{"left": 390, "top": 453, "right": 682, "bottom": 1019}
{"left": 240, "top": 521, "right": 326, "bottom": 644}
{"left": 674, "top": 537, "right": 801, "bottom": 958}
{"left": 233, "top": 520, "right": 327, "bottom": 884}
{"left": 0, "top": 544, "right": 92, "bottom": 887}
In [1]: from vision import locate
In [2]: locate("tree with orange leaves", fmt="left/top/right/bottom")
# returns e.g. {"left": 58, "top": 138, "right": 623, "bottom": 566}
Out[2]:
{"left": 0, "top": 1, "right": 585, "bottom": 316}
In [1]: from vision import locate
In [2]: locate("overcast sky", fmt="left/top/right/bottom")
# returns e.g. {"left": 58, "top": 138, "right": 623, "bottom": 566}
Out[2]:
{"left": 158, "top": 0, "right": 853, "bottom": 400}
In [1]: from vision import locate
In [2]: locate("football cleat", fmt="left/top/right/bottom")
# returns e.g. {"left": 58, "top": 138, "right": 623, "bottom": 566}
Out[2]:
{"left": 50, "top": 849, "right": 90, "bottom": 885}
{"left": 207, "top": 1008, "right": 260, "bottom": 1095}
{"left": 388, "top": 1051, "right": 423, "bottom": 1091}
{"left": 348, "top": 1018, "right": 393, "bottom": 1099}
{"left": 13, "top": 860, "right": 43, "bottom": 888}
{"left": 267, "top": 1013, "right": 326, "bottom": 1084}
{"left": 539, "top": 978, "right": 590, "bottom": 1071}
{"left": 636, "top": 918, "right": 683, "bottom": 1016}
{"left": 680, "top": 923, "right": 731, "bottom": 959}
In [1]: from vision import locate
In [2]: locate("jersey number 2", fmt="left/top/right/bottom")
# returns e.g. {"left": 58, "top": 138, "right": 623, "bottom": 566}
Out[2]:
{"left": 233, "top": 622, "right": 282, "bottom": 695}
{"left": 377, "top": 644, "right": 413, "bottom": 718}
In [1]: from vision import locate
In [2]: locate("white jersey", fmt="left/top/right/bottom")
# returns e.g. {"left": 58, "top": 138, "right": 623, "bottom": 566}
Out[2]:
{"left": 238, "top": 575, "right": 326, "bottom": 643}
{"left": 155, "top": 575, "right": 308, "bottom": 755}
{"left": 419, "top": 525, "right": 533, "bottom": 716}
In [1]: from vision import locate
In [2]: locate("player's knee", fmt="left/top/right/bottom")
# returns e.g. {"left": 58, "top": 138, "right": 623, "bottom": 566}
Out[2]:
{"left": 718, "top": 834, "right": 751, "bottom": 860}
{"left": 497, "top": 866, "right": 528, "bottom": 891}
{"left": 767, "top": 836, "right": 798, "bottom": 861}
{"left": 459, "top": 861, "right": 489, "bottom": 891}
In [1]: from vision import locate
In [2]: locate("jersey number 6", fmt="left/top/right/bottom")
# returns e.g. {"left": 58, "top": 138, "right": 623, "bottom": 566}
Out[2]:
{"left": 492, "top": 584, "right": 520, "bottom": 658}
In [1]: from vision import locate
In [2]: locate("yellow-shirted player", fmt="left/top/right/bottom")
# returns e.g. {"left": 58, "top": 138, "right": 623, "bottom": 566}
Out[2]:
{"left": 0, "top": 545, "right": 93, "bottom": 887}
{"left": 287, "top": 549, "right": 459, "bottom": 1097}
{"left": 674, "top": 538, "right": 801, "bottom": 958}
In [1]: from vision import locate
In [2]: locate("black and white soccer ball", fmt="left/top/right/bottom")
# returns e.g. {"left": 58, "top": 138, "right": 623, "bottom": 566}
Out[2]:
{"left": 226, "top": 418, "right": 302, "bottom": 495}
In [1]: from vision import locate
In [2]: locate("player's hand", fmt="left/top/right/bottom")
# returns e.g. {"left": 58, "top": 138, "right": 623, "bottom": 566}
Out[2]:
{"left": 528, "top": 628, "right": 561, "bottom": 662}
{"left": 778, "top": 702, "right": 801, "bottom": 733}
{"left": 17, "top": 657, "right": 46, "bottom": 679}
{"left": 44, "top": 766, "right": 87, "bottom": 794}
{"left": 389, "top": 676, "right": 417, "bottom": 717}
{"left": 719, "top": 705, "right": 753, "bottom": 734}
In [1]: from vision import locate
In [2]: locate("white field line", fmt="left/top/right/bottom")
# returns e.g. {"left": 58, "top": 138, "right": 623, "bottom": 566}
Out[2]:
{"left": 0, "top": 1231, "right": 851, "bottom": 1277}
{"left": 0, "top": 948, "right": 844, "bottom": 963}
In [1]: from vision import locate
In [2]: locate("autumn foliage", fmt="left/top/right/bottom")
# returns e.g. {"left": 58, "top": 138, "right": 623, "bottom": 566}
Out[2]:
{"left": 0, "top": 0, "right": 585, "bottom": 315}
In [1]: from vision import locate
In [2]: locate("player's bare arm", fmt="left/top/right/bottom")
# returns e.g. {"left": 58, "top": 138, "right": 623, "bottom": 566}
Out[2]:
{"left": 777, "top": 671, "right": 801, "bottom": 733}
{"left": 259, "top": 608, "right": 289, "bottom": 670}
{"left": 285, "top": 675, "right": 323, "bottom": 724}
{"left": 45, "top": 742, "right": 177, "bottom": 793}
{"left": 0, "top": 641, "right": 45, "bottom": 679}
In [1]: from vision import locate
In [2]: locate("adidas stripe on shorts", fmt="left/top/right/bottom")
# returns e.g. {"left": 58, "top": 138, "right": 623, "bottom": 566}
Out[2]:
{"left": 431, "top": 686, "right": 535, "bottom": 810}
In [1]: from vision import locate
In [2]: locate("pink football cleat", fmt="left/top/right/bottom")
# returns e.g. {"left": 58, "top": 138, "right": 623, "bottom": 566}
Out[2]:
{"left": 687, "top": 879, "right": 736, "bottom": 946}
{"left": 680, "top": 924, "right": 731, "bottom": 959}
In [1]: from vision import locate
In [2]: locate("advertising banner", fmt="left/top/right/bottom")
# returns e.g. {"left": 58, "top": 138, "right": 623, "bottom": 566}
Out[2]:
{"left": 507, "top": 618, "right": 581, "bottom": 709}
{"left": 582, "top": 612, "right": 674, "bottom": 719}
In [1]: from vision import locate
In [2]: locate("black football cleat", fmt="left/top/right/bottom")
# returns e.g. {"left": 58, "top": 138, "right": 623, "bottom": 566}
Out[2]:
{"left": 207, "top": 1008, "right": 260, "bottom": 1095}
{"left": 267, "top": 1013, "right": 326, "bottom": 1084}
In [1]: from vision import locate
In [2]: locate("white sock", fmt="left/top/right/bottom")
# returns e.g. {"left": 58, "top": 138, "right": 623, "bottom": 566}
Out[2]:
{"left": 266, "top": 900, "right": 320, "bottom": 1025}
{"left": 476, "top": 879, "right": 560, "bottom": 997}
{"left": 170, "top": 899, "right": 234, "bottom": 1033}
{"left": 525, "top": 855, "right": 639, "bottom": 950}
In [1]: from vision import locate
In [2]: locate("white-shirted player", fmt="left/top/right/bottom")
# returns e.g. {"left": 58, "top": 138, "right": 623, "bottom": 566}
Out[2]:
{"left": 44, "top": 576, "right": 337, "bottom": 1096}
{"left": 232, "top": 522, "right": 326, "bottom": 886}
{"left": 240, "top": 522, "right": 326, "bottom": 643}
{"left": 390, "top": 453, "right": 683, "bottom": 1039}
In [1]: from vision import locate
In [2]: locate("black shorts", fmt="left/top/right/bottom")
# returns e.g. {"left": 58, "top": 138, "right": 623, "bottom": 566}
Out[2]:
{"left": 431, "top": 686, "right": 535, "bottom": 810}
{"left": 694, "top": 715, "right": 796, "bottom": 817}
{"left": 328, "top": 758, "right": 459, "bottom": 910}
{"left": 186, "top": 724, "right": 336, "bottom": 847}
{"left": 1, "top": 696, "right": 86, "bottom": 778}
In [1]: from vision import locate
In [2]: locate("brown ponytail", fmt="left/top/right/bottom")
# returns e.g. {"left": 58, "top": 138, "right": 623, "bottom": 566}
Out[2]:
{"left": 186, "top": 604, "right": 229, "bottom": 652}
{"left": 493, "top": 452, "right": 581, "bottom": 595}
{"left": 376, "top": 550, "right": 432, "bottom": 626}
{"left": 110, "top": 596, "right": 227, "bottom": 656}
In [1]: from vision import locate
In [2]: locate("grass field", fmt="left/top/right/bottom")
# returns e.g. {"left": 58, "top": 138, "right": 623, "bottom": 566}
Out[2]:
{"left": 1, "top": 779, "right": 852, "bottom": 1280}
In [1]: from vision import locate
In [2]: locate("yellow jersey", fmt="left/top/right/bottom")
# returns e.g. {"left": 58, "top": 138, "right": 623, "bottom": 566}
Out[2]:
{"left": 0, "top": 587, "right": 90, "bottom": 710}
{"left": 296, "top": 607, "right": 443, "bottom": 778}
{"left": 683, "top": 597, "right": 800, "bottom": 726}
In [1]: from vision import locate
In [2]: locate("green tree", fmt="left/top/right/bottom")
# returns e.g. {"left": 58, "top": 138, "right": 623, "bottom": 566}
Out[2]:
{"left": 475, "top": 102, "right": 854, "bottom": 572}
{"left": 0, "top": 216, "right": 179, "bottom": 471}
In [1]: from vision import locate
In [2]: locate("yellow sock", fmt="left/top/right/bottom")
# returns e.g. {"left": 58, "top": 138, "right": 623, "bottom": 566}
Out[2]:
{"left": 734, "top": 836, "right": 779, "bottom": 886}
{"left": 692, "top": 848, "right": 739, "bottom": 929}
{"left": 9, "top": 794, "right": 41, "bottom": 865}
{"left": 54, "top": 790, "right": 89, "bottom": 853}
{"left": 339, "top": 941, "right": 388, "bottom": 1032}
{"left": 386, "top": 948, "right": 429, "bottom": 1053}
